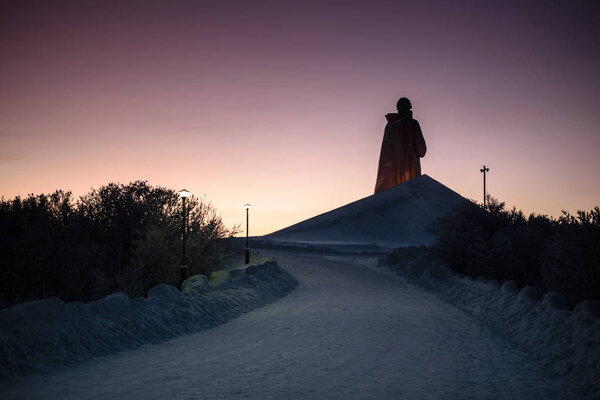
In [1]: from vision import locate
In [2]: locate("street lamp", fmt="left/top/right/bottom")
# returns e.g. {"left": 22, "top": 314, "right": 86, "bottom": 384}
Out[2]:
{"left": 178, "top": 189, "right": 190, "bottom": 287}
{"left": 244, "top": 204, "right": 251, "bottom": 264}
{"left": 480, "top": 165, "right": 489, "bottom": 208}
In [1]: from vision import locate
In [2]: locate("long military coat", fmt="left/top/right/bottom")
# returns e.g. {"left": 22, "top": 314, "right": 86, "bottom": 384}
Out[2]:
{"left": 374, "top": 112, "right": 427, "bottom": 194}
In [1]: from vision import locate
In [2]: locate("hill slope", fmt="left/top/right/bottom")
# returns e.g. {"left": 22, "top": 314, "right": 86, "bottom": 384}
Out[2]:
{"left": 263, "top": 174, "right": 466, "bottom": 250}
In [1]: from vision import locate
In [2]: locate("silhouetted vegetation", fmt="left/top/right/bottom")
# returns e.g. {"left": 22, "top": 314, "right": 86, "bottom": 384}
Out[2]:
{"left": 427, "top": 197, "right": 600, "bottom": 307}
{"left": 0, "top": 181, "right": 239, "bottom": 308}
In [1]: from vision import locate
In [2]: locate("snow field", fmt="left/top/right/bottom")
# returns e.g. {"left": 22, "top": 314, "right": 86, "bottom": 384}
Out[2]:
{"left": 384, "top": 255, "right": 600, "bottom": 399}
{"left": 0, "top": 260, "right": 297, "bottom": 380}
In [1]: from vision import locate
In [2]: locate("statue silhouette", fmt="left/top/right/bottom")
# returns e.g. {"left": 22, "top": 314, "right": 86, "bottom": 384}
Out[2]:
{"left": 374, "top": 97, "right": 427, "bottom": 194}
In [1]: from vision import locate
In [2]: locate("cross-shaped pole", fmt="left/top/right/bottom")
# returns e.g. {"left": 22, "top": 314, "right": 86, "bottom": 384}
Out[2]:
{"left": 480, "top": 165, "right": 489, "bottom": 208}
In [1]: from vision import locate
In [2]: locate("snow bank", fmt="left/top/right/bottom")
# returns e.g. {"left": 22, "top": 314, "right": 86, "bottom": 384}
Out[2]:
{"left": 384, "top": 257, "right": 600, "bottom": 400}
{"left": 0, "top": 260, "right": 297, "bottom": 380}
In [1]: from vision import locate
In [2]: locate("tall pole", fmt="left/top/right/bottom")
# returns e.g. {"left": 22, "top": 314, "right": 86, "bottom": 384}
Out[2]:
{"left": 180, "top": 196, "right": 188, "bottom": 287}
{"left": 480, "top": 165, "right": 489, "bottom": 208}
{"left": 245, "top": 206, "right": 250, "bottom": 264}
{"left": 178, "top": 189, "right": 190, "bottom": 288}
{"left": 182, "top": 196, "right": 186, "bottom": 266}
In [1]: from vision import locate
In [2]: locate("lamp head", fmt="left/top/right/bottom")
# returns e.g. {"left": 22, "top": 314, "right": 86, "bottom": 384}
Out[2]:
{"left": 244, "top": 204, "right": 251, "bottom": 209}
{"left": 178, "top": 189, "right": 191, "bottom": 198}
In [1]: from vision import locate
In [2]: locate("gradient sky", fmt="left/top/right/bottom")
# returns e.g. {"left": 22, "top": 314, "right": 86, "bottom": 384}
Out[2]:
{"left": 1, "top": 0, "right": 599, "bottom": 235}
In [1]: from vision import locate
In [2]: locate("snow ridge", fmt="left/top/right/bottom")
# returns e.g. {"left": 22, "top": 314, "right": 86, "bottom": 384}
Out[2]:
{"left": 0, "top": 260, "right": 297, "bottom": 380}
{"left": 384, "top": 257, "right": 600, "bottom": 399}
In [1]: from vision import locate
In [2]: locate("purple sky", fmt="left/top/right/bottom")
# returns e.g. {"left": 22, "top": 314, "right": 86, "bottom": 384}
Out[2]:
{"left": 1, "top": 0, "right": 599, "bottom": 234}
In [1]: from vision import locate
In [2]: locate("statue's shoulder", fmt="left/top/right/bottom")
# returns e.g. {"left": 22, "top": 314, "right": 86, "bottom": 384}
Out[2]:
{"left": 387, "top": 115, "right": 415, "bottom": 125}
{"left": 385, "top": 113, "right": 401, "bottom": 123}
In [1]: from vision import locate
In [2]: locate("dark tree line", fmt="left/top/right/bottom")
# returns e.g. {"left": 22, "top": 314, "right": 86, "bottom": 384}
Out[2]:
{"left": 0, "top": 181, "right": 239, "bottom": 308}
{"left": 430, "top": 197, "right": 600, "bottom": 307}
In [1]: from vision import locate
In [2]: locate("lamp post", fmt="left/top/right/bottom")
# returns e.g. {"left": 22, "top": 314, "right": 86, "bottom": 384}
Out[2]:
{"left": 244, "top": 204, "right": 251, "bottom": 264}
{"left": 480, "top": 165, "right": 489, "bottom": 208}
{"left": 178, "top": 189, "right": 190, "bottom": 287}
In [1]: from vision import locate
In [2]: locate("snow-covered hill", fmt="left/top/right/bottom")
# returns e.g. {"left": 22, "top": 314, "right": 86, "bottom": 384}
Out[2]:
{"left": 263, "top": 175, "right": 465, "bottom": 250}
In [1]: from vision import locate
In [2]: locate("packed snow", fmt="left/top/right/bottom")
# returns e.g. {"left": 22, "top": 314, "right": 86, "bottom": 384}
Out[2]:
{"left": 0, "top": 260, "right": 297, "bottom": 380}
{"left": 383, "top": 253, "right": 600, "bottom": 399}
{"left": 263, "top": 174, "right": 465, "bottom": 250}
{"left": 0, "top": 250, "right": 572, "bottom": 399}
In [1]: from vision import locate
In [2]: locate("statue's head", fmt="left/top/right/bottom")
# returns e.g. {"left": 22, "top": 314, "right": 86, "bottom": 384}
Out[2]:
{"left": 396, "top": 97, "right": 412, "bottom": 112}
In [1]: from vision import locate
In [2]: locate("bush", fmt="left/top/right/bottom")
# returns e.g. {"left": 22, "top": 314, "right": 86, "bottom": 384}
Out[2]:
{"left": 541, "top": 208, "right": 600, "bottom": 306}
{"left": 384, "top": 245, "right": 429, "bottom": 267}
{"left": 0, "top": 181, "right": 239, "bottom": 307}
{"left": 429, "top": 197, "right": 599, "bottom": 307}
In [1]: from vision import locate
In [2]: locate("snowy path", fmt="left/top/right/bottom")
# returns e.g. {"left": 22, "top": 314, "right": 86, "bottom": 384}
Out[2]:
{"left": 0, "top": 250, "right": 566, "bottom": 399}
